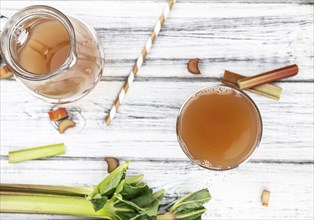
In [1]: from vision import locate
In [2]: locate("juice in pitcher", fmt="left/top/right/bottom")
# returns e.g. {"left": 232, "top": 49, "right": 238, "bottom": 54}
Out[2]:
{"left": 1, "top": 5, "right": 104, "bottom": 103}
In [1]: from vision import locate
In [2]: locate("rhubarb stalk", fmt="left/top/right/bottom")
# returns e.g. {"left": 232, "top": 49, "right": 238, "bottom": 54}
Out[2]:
{"left": 9, "top": 143, "right": 65, "bottom": 163}
{"left": 222, "top": 70, "right": 282, "bottom": 100}
{"left": 237, "top": 64, "right": 298, "bottom": 89}
{"left": 0, "top": 65, "right": 13, "bottom": 79}
{"left": 0, "top": 191, "right": 107, "bottom": 218}
{"left": 0, "top": 184, "right": 93, "bottom": 197}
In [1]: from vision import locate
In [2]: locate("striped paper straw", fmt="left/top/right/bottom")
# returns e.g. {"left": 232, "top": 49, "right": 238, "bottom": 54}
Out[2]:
{"left": 105, "top": 0, "right": 176, "bottom": 125}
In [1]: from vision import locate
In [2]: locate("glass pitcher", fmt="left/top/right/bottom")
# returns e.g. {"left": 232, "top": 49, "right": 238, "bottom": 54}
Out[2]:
{"left": 0, "top": 5, "right": 104, "bottom": 103}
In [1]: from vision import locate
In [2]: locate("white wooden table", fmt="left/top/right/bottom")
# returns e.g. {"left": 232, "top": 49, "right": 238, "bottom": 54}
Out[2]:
{"left": 1, "top": 1, "right": 313, "bottom": 219}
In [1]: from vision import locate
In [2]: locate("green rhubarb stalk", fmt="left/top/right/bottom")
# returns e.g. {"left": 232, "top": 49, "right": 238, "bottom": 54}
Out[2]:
{"left": 0, "top": 174, "right": 144, "bottom": 198}
{"left": 0, "top": 191, "right": 108, "bottom": 218}
{"left": 0, "top": 184, "right": 93, "bottom": 197}
{"left": 0, "top": 189, "right": 162, "bottom": 219}
{"left": 251, "top": 83, "right": 282, "bottom": 100}
{"left": 8, "top": 143, "right": 65, "bottom": 163}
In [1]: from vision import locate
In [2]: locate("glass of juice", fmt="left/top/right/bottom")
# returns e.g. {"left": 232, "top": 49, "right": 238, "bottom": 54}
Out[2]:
{"left": 0, "top": 5, "right": 104, "bottom": 103}
{"left": 176, "top": 85, "right": 262, "bottom": 170}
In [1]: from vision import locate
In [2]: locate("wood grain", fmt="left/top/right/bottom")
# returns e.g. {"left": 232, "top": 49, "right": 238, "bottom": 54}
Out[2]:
{"left": 1, "top": 159, "right": 313, "bottom": 219}
{"left": 0, "top": 81, "right": 313, "bottom": 161}
{"left": 1, "top": 1, "right": 313, "bottom": 80}
{"left": 0, "top": 1, "right": 313, "bottom": 220}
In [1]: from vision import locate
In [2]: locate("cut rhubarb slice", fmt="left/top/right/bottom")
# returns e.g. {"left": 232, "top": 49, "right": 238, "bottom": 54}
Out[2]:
{"left": 261, "top": 190, "right": 271, "bottom": 207}
{"left": 104, "top": 157, "right": 120, "bottom": 173}
{"left": 0, "top": 65, "right": 13, "bottom": 79}
{"left": 187, "top": 58, "right": 201, "bottom": 74}
{"left": 48, "top": 108, "right": 68, "bottom": 121}
{"left": 58, "top": 119, "right": 76, "bottom": 134}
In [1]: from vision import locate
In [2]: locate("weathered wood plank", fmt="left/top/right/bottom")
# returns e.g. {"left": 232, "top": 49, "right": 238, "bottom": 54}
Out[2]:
{"left": 1, "top": 81, "right": 313, "bottom": 161}
{"left": 0, "top": 1, "right": 313, "bottom": 220}
{"left": 1, "top": 1, "right": 313, "bottom": 80}
{"left": 0, "top": 159, "right": 313, "bottom": 219}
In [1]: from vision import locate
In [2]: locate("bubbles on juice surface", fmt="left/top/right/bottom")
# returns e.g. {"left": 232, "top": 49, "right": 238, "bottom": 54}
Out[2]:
{"left": 194, "top": 86, "right": 242, "bottom": 98}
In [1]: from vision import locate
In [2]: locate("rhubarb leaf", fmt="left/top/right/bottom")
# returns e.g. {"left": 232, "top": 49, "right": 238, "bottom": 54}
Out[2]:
{"left": 97, "top": 180, "right": 163, "bottom": 219}
{"left": 91, "top": 195, "right": 108, "bottom": 212}
{"left": 125, "top": 174, "right": 144, "bottom": 185}
{"left": 121, "top": 183, "right": 154, "bottom": 207}
{"left": 170, "top": 189, "right": 211, "bottom": 214}
{"left": 88, "top": 161, "right": 163, "bottom": 218}
{"left": 172, "top": 207, "right": 207, "bottom": 220}
{"left": 97, "top": 161, "right": 129, "bottom": 196}
{"left": 163, "top": 189, "right": 211, "bottom": 220}
{"left": 88, "top": 161, "right": 129, "bottom": 206}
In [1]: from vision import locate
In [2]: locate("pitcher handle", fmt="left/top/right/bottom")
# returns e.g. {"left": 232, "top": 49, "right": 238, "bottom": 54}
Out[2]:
{"left": 0, "top": 15, "right": 9, "bottom": 63}
{"left": 0, "top": 15, "right": 9, "bottom": 32}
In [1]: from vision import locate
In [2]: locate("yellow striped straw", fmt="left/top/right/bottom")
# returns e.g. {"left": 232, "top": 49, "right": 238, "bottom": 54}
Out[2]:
{"left": 105, "top": 0, "right": 176, "bottom": 125}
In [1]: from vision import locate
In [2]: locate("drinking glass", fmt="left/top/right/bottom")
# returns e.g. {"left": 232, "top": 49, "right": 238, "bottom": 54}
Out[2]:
{"left": 176, "top": 85, "right": 263, "bottom": 171}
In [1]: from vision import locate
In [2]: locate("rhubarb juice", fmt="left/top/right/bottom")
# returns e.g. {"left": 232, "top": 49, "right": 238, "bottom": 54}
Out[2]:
{"left": 177, "top": 86, "right": 262, "bottom": 170}
{"left": 15, "top": 19, "right": 71, "bottom": 74}
{"left": 14, "top": 17, "right": 103, "bottom": 101}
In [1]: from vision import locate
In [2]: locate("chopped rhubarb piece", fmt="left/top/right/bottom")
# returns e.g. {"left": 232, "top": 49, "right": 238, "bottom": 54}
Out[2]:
{"left": 187, "top": 58, "right": 201, "bottom": 74}
{"left": 0, "top": 65, "right": 13, "bottom": 79}
{"left": 48, "top": 108, "right": 68, "bottom": 121}
{"left": 261, "top": 190, "right": 271, "bottom": 207}
{"left": 9, "top": 143, "right": 65, "bottom": 163}
{"left": 222, "top": 70, "right": 282, "bottom": 100}
{"left": 105, "top": 157, "right": 120, "bottom": 173}
{"left": 58, "top": 119, "right": 76, "bottom": 134}
{"left": 237, "top": 64, "right": 298, "bottom": 89}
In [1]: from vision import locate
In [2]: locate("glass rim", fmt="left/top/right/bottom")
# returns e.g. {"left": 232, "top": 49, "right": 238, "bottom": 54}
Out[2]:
{"left": 0, "top": 5, "right": 77, "bottom": 81}
{"left": 176, "top": 84, "right": 263, "bottom": 171}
